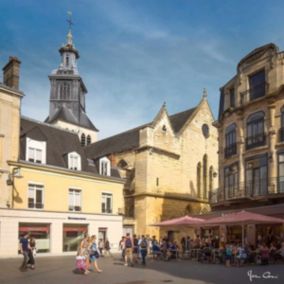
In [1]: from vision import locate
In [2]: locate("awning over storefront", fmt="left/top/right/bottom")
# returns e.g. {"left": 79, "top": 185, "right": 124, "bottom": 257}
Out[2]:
{"left": 63, "top": 225, "right": 88, "bottom": 232}
{"left": 19, "top": 225, "right": 49, "bottom": 233}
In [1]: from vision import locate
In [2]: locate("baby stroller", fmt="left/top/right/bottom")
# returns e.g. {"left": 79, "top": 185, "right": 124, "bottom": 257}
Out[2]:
{"left": 73, "top": 256, "right": 88, "bottom": 275}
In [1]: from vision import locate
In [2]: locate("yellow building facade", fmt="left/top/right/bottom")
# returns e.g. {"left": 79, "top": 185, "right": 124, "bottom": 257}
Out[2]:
{"left": 0, "top": 57, "right": 23, "bottom": 208}
{"left": 0, "top": 53, "right": 125, "bottom": 257}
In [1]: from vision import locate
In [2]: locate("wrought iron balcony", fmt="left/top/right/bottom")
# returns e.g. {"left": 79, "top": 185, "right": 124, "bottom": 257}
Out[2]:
{"left": 210, "top": 177, "right": 284, "bottom": 204}
{"left": 224, "top": 143, "right": 237, "bottom": 158}
{"left": 246, "top": 133, "right": 266, "bottom": 149}
{"left": 240, "top": 83, "right": 267, "bottom": 106}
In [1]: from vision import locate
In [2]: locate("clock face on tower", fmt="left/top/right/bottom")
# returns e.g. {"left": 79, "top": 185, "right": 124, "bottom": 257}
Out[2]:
{"left": 202, "top": 124, "right": 210, "bottom": 138}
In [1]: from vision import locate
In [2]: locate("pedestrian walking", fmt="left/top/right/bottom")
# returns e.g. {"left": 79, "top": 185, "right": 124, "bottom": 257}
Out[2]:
{"left": 104, "top": 238, "right": 112, "bottom": 257}
{"left": 89, "top": 235, "right": 103, "bottom": 272}
{"left": 124, "top": 233, "right": 134, "bottom": 266}
{"left": 80, "top": 235, "right": 91, "bottom": 271}
{"left": 139, "top": 235, "right": 148, "bottom": 265}
{"left": 27, "top": 236, "right": 36, "bottom": 269}
{"left": 98, "top": 238, "right": 104, "bottom": 257}
{"left": 119, "top": 236, "right": 126, "bottom": 261}
{"left": 19, "top": 232, "right": 30, "bottom": 271}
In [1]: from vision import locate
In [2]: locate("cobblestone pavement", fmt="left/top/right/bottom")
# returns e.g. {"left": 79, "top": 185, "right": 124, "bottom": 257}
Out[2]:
{"left": 0, "top": 255, "right": 283, "bottom": 284}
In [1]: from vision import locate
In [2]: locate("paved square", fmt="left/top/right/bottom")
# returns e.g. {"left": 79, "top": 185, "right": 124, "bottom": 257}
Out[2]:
{"left": 0, "top": 255, "right": 283, "bottom": 284}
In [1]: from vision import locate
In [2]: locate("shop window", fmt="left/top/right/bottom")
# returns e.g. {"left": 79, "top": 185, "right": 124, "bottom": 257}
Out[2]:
{"left": 19, "top": 223, "right": 50, "bottom": 253}
{"left": 63, "top": 224, "right": 88, "bottom": 252}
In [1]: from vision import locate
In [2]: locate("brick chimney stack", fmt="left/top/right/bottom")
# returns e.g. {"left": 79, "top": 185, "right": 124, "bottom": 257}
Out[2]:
{"left": 2, "top": 56, "right": 21, "bottom": 90}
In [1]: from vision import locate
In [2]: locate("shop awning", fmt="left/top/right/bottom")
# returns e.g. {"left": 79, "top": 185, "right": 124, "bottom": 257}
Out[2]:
{"left": 151, "top": 215, "right": 205, "bottom": 227}
{"left": 19, "top": 226, "right": 49, "bottom": 233}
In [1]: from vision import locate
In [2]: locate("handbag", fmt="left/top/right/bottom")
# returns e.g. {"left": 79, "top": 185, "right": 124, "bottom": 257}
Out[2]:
{"left": 94, "top": 250, "right": 100, "bottom": 258}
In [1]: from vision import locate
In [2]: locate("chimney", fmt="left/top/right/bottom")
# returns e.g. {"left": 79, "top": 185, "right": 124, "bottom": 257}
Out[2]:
{"left": 2, "top": 56, "right": 21, "bottom": 90}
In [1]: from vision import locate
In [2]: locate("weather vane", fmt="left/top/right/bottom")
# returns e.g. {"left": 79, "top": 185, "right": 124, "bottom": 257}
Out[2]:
{"left": 67, "top": 11, "right": 73, "bottom": 31}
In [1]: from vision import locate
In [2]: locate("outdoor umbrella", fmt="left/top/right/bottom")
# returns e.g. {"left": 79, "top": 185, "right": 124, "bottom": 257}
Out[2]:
{"left": 151, "top": 215, "right": 205, "bottom": 227}
{"left": 202, "top": 210, "right": 284, "bottom": 246}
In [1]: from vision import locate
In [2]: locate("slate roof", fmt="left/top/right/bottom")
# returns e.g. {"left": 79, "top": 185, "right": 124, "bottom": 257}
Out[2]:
{"left": 20, "top": 117, "right": 97, "bottom": 174}
{"left": 169, "top": 107, "right": 196, "bottom": 133}
{"left": 85, "top": 106, "right": 197, "bottom": 159}
{"left": 45, "top": 107, "right": 98, "bottom": 131}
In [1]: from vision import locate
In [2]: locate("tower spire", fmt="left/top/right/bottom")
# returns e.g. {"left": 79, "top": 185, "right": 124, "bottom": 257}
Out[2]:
{"left": 202, "top": 88, "right": 208, "bottom": 99}
{"left": 66, "top": 11, "right": 74, "bottom": 46}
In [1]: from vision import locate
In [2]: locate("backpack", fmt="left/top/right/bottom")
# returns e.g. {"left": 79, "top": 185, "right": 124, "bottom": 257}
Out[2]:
{"left": 140, "top": 239, "right": 147, "bottom": 249}
{"left": 125, "top": 238, "right": 132, "bottom": 248}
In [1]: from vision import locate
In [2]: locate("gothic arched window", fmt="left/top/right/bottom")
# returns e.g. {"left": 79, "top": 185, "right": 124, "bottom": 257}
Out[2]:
{"left": 87, "top": 135, "right": 91, "bottom": 145}
{"left": 197, "top": 162, "right": 201, "bottom": 198}
{"left": 203, "top": 154, "right": 208, "bottom": 199}
{"left": 209, "top": 166, "right": 213, "bottom": 192}
{"left": 81, "top": 133, "right": 86, "bottom": 147}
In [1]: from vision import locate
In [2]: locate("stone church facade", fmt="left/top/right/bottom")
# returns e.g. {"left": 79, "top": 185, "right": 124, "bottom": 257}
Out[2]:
{"left": 86, "top": 95, "right": 219, "bottom": 236}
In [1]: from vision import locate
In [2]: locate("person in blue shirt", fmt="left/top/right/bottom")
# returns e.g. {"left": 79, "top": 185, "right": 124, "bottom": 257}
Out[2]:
{"left": 19, "top": 233, "right": 30, "bottom": 271}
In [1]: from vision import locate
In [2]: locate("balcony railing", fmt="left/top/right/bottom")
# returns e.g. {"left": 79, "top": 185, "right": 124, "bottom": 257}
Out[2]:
{"left": 246, "top": 133, "right": 266, "bottom": 149}
{"left": 28, "top": 202, "right": 44, "bottom": 209}
{"left": 209, "top": 177, "right": 284, "bottom": 204}
{"left": 102, "top": 208, "right": 112, "bottom": 214}
{"left": 69, "top": 206, "right": 81, "bottom": 212}
{"left": 224, "top": 143, "right": 237, "bottom": 158}
{"left": 240, "top": 83, "right": 267, "bottom": 106}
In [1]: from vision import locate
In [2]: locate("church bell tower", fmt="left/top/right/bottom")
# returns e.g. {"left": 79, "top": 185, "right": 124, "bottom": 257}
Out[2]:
{"left": 45, "top": 14, "right": 98, "bottom": 145}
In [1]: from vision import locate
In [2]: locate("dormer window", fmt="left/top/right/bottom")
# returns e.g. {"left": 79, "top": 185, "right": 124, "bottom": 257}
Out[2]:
{"left": 99, "top": 157, "right": 111, "bottom": 176}
{"left": 68, "top": 152, "right": 81, "bottom": 171}
{"left": 26, "top": 138, "right": 46, "bottom": 164}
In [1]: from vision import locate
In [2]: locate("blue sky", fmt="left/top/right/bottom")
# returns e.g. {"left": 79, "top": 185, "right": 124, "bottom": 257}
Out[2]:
{"left": 1, "top": 0, "right": 284, "bottom": 138}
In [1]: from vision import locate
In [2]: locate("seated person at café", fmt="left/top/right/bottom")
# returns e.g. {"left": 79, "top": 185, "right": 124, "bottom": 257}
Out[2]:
{"left": 236, "top": 244, "right": 247, "bottom": 266}
{"left": 260, "top": 243, "right": 270, "bottom": 265}
{"left": 166, "top": 241, "right": 179, "bottom": 260}
{"left": 151, "top": 236, "right": 161, "bottom": 259}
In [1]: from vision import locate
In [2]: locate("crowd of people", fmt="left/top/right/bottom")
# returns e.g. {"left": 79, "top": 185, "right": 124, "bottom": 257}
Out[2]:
{"left": 179, "top": 233, "right": 284, "bottom": 267}
{"left": 118, "top": 233, "right": 182, "bottom": 265}
{"left": 19, "top": 230, "right": 284, "bottom": 274}
{"left": 117, "top": 232, "right": 284, "bottom": 267}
